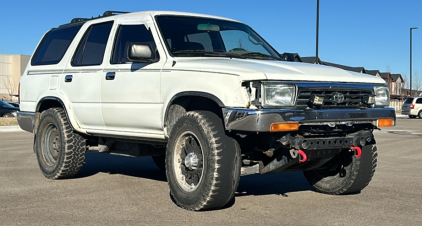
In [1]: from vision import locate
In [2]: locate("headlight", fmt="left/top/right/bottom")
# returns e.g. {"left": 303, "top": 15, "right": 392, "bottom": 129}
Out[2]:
{"left": 12, "top": 112, "right": 17, "bottom": 117}
{"left": 374, "top": 86, "right": 390, "bottom": 107}
{"left": 262, "top": 83, "right": 296, "bottom": 107}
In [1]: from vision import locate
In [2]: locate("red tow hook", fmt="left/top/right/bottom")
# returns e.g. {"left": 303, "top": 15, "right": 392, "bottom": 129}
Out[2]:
{"left": 350, "top": 146, "right": 362, "bottom": 158}
{"left": 297, "top": 150, "right": 307, "bottom": 163}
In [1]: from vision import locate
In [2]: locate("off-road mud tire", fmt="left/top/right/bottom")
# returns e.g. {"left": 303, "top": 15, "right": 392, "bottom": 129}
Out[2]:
{"left": 166, "top": 111, "right": 241, "bottom": 211}
{"left": 303, "top": 143, "right": 377, "bottom": 195}
{"left": 35, "top": 108, "right": 86, "bottom": 179}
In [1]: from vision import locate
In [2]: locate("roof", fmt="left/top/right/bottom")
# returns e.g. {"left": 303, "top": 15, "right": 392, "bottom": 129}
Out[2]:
{"left": 391, "top": 74, "right": 404, "bottom": 83}
{"left": 301, "top": 57, "right": 321, "bottom": 64}
{"left": 301, "top": 56, "right": 365, "bottom": 73}
{"left": 322, "top": 61, "right": 366, "bottom": 73}
{"left": 65, "top": 10, "right": 239, "bottom": 27}
{"left": 365, "top": 70, "right": 381, "bottom": 76}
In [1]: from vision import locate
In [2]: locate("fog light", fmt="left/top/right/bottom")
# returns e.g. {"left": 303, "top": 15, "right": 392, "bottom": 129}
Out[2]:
{"left": 377, "top": 118, "right": 394, "bottom": 127}
{"left": 270, "top": 122, "right": 299, "bottom": 132}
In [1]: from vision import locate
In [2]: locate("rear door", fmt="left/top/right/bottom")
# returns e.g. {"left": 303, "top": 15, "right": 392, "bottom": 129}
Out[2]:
{"left": 101, "top": 17, "right": 166, "bottom": 137}
{"left": 61, "top": 21, "right": 114, "bottom": 130}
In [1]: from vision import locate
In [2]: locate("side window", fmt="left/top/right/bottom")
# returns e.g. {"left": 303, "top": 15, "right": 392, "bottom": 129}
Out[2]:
{"left": 73, "top": 22, "right": 113, "bottom": 66}
{"left": 416, "top": 98, "right": 422, "bottom": 104}
{"left": 111, "top": 24, "right": 155, "bottom": 64}
{"left": 32, "top": 24, "right": 82, "bottom": 65}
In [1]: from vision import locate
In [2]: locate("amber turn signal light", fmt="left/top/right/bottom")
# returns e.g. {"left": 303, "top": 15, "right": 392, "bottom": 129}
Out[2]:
{"left": 377, "top": 118, "right": 394, "bottom": 127}
{"left": 270, "top": 122, "right": 299, "bottom": 132}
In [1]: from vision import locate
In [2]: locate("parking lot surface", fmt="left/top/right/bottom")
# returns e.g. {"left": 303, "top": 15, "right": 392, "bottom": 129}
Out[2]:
{"left": 1, "top": 117, "right": 421, "bottom": 225}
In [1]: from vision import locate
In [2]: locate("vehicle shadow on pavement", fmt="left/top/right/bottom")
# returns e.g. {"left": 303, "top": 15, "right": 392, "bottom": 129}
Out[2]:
{"left": 77, "top": 151, "right": 314, "bottom": 196}
{"left": 236, "top": 172, "right": 314, "bottom": 197}
{"left": 76, "top": 151, "right": 167, "bottom": 181}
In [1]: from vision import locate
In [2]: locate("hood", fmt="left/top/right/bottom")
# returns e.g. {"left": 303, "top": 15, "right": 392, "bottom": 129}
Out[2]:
{"left": 173, "top": 58, "right": 386, "bottom": 84}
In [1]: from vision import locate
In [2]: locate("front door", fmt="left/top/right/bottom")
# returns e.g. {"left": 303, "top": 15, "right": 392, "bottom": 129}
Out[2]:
{"left": 101, "top": 20, "right": 165, "bottom": 137}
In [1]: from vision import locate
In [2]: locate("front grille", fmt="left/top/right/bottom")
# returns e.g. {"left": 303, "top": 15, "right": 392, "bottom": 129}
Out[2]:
{"left": 296, "top": 89, "right": 373, "bottom": 109}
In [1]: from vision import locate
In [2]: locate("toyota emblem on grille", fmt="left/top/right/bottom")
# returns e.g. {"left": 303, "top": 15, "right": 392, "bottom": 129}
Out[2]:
{"left": 332, "top": 92, "right": 345, "bottom": 104}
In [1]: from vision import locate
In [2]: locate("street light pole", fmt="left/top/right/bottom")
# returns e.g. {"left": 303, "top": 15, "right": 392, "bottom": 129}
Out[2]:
{"left": 410, "top": 27, "right": 418, "bottom": 96}
{"left": 316, "top": 0, "right": 320, "bottom": 64}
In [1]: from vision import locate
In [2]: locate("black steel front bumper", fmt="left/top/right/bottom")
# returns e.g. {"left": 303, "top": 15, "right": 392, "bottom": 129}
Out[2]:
{"left": 222, "top": 107, "right": 396, "bottom": 132}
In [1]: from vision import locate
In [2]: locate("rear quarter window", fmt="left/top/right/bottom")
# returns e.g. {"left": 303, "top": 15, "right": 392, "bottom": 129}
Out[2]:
{"left": 404, "top": 98, "right": 414, "bottom": 104}
{"left": 31, "top": 24, "right": 83, "bottom": 66}
{"left": 416, "top": 98, "right": 422, "bottom": 104}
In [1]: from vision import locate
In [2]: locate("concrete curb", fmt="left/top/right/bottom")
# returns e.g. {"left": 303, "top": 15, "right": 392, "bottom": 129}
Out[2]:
{"left": 0, "top": 126, "right": 23, "bottom": 133}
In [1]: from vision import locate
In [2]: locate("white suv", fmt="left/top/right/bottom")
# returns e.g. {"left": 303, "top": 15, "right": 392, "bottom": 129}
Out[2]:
{"left": 402, "top": 97, "right": 422, "bottom": 118}
{"left": 18, "top": 11, "right": 396, "bottom": 211}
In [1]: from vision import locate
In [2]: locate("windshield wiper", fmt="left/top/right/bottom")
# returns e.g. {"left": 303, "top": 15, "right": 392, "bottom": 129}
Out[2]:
{"left": 239, "top": 52, "right": 281, "bottom": 60}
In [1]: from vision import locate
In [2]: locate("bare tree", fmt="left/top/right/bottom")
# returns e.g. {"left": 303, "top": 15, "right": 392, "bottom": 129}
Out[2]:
{"left": 413, "top": 71, "right": 422, "bottom": 96}
{"left": 1, "top": 76, "right": 18, "bottom": 101}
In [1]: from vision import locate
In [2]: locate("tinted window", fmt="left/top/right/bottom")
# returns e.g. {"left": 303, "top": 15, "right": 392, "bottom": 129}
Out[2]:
{"left": 156, "top": 16, "right": 279, "bottom": 59}
{"left": 0, "top": 101, "right": 13, "bottom": 108}
{"left": 32, "top": 24, "right": 82, "bottom": 65}
{"left": 416, "top": 98, "right": 422, "bottom": 104}
{"left": 111, "top": 24, "right": 155, "bottom": 64}
{"left": 73, "top": 22, "right": 113, "bottom": 66}
{"left": 404, "top": 98, "right": 414, "bottom": 104}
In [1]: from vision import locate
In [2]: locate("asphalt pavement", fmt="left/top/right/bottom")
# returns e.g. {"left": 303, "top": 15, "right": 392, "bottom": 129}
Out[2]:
{"left": 0, "top": 117, "right": 421, "bottom": 226}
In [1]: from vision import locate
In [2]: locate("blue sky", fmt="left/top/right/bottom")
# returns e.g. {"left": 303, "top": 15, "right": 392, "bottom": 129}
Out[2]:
{"left": 1, "top": 0, "right": 421, "bottom": 82}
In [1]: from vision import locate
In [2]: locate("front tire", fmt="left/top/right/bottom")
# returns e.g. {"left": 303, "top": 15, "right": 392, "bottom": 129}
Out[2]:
{"left": 303, "top": 143, "right": 377, "bottom": 195}
{"left": 35, "top": 108, "right": 86, "bottom": 179}
{"left": 166, "top": 111, "right": 241, "bottom": 211}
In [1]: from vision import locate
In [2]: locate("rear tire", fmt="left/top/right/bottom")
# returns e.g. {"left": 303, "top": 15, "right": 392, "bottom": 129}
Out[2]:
{"left": 418, "top": 111, "right": 422, "bottom": 119}
{"left": 303, "top": 143, "right": 377, "bottom": 195}
{"left": 166, "top": 111, "right": 241, "bottom": 211}
{"left": 35, "top": 108, "right": 86, "bottom": 179}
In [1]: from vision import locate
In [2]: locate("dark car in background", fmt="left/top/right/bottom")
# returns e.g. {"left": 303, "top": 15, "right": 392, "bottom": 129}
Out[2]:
{"left": 0, "top": 101, "right": 19, "bottom": 117}
{"left": 6, "top": 101, "right": 19, "bottom": 108}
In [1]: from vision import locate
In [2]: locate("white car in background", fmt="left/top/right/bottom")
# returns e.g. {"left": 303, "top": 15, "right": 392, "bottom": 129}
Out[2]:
{"left": 402, "top": 97, "right": 422, "bottom": 118}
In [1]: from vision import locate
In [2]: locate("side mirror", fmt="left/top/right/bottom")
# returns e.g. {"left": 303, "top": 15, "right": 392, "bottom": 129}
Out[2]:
{"left": 128, "top": 43, "right": 154, "bottom": 63}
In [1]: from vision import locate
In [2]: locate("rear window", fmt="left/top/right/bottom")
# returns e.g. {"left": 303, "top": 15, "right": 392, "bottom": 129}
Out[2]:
{"left": 404, "top": 98, "right": 414, "bottom": 104}
{"left": 32, "top": 24, "right": 83, "bottom": 66}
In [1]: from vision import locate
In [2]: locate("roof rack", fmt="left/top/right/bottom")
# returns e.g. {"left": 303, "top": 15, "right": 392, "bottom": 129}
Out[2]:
{"left": 70, "top": 11, "right": 130, "bottom": 24}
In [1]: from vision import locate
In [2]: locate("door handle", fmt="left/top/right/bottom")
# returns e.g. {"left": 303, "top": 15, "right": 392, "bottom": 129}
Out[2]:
{"left": 106, "top": 72, "right": 115, "bottom": 80}
{"left": 65, "top": 75, "right": 73, "bottom": 82}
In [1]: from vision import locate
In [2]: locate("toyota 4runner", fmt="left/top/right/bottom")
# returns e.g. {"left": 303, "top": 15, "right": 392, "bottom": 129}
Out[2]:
{"left": 18, "top": 11, "right": 396, "bottom": 211}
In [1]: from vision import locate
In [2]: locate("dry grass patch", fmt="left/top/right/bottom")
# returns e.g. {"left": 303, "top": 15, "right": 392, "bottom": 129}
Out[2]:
{"left": 0, "top": 118, "right": 18, "bottom": 126}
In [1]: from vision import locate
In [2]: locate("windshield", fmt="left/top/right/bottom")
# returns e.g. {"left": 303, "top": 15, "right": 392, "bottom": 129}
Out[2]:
{"left": 0, "top": 101, "right": 14, "bottom": 108}
{"left": 156, "top": 16, "right": 280, "bottom": 60}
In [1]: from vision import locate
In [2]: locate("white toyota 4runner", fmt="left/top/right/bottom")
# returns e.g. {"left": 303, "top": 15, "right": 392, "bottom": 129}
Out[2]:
{"left": 18, "top": 11, "right": 396, "bottom": 211}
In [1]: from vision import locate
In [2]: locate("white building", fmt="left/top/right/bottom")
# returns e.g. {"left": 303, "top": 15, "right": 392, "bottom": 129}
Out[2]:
{"left": 0, "top": 54, "right": 30, "bottom": 101}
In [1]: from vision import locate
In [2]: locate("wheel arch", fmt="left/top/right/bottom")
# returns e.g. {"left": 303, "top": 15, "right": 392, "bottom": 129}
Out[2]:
{"left": 35, "top": 96, "right": 81, "bottom": 133}
{"left": 163, "top": 91, "right": 226, "bottom": 137}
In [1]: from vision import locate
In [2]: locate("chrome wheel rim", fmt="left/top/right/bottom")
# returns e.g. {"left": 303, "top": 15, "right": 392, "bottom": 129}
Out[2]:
{"left": 173, "top": 131, "right": 204, "bottom": 192}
